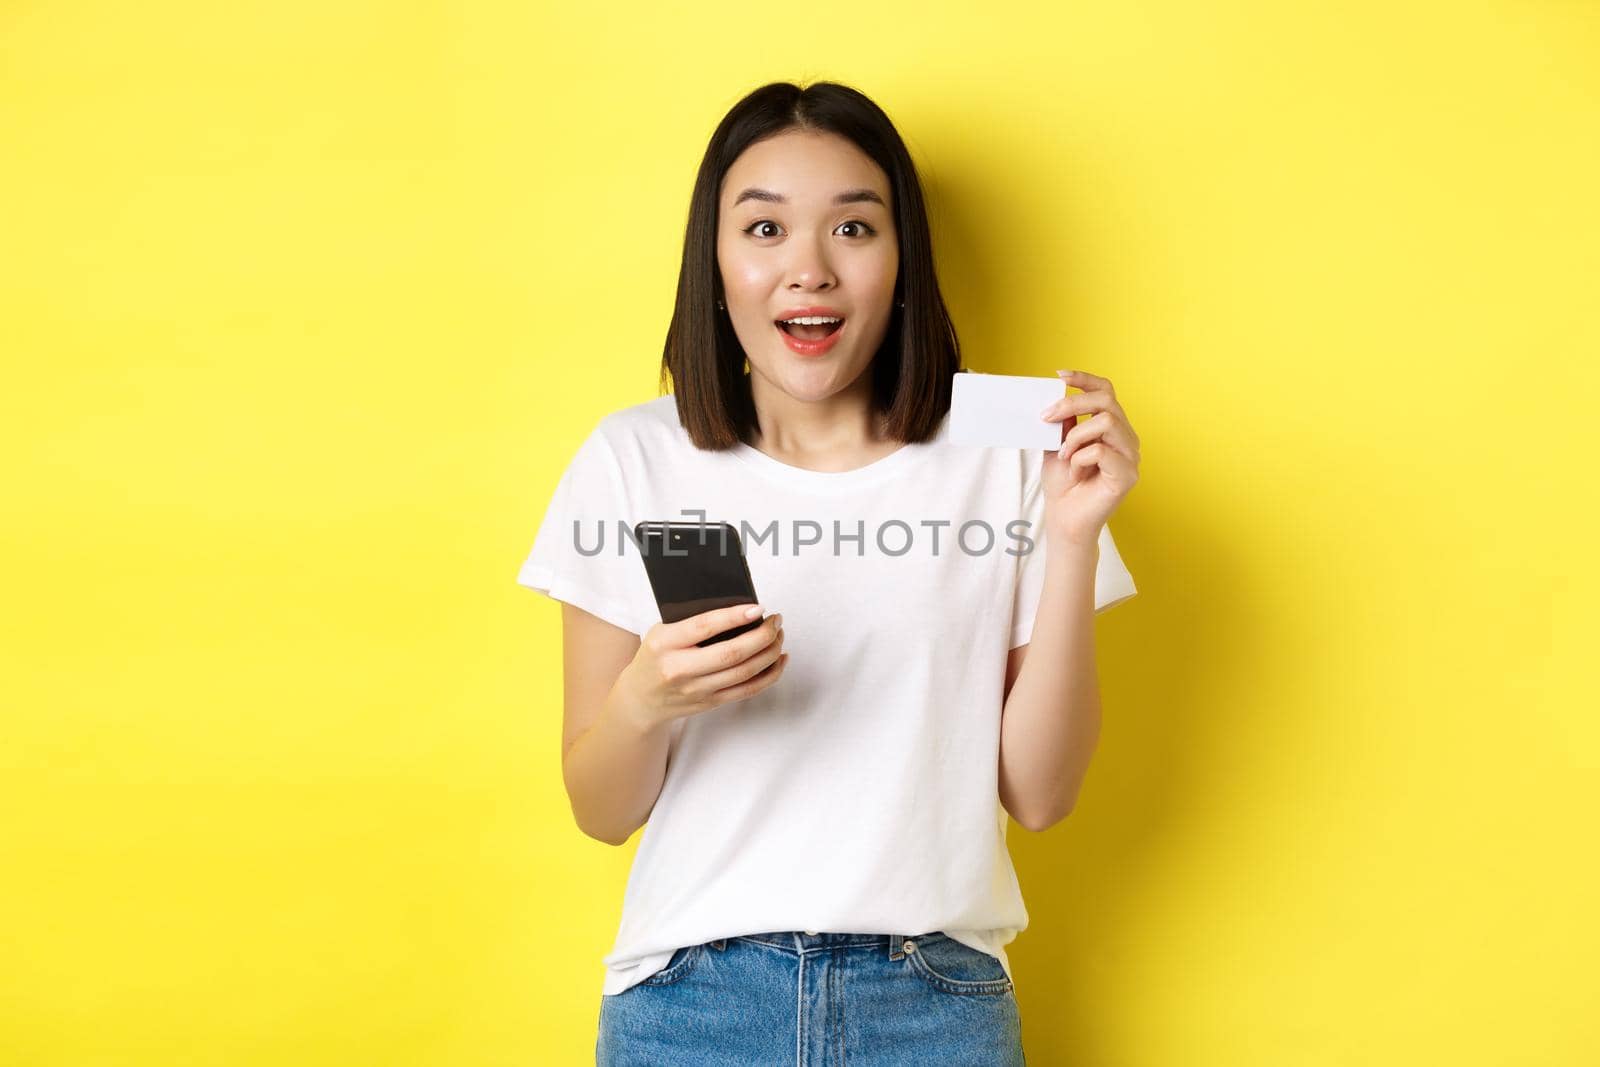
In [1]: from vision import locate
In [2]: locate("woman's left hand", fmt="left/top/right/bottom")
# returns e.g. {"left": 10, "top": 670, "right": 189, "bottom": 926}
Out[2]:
{"left": 1037, "top": 369, "right": 1140, "bottom": 548}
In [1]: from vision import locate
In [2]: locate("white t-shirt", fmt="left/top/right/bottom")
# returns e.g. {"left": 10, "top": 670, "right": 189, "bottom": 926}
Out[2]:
{"left": 516, "top": 393, "right": 1136, "bottom": 996}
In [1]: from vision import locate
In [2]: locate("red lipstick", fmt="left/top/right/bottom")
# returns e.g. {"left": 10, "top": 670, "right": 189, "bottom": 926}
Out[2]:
{"left": 773, "top": 306, "right": 847, "bottom": 358}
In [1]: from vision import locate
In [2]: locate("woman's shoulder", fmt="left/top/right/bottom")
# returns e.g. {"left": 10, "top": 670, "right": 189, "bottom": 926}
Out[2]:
{"left": 590, "top": 394, "right": 693, "bottom": 458}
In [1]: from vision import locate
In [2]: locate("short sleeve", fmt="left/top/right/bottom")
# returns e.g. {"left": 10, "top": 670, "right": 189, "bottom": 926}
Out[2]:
{"left": 515, "top": 423, "right": 658, "bottom": 636}
{"left": 1008, "top": 466, "right": 1138, "bottom": 649}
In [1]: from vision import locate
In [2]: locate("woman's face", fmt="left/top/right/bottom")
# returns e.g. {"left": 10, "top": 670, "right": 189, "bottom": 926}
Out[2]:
{"left": 716, "top": 129, "right": 899, "bottom": 407}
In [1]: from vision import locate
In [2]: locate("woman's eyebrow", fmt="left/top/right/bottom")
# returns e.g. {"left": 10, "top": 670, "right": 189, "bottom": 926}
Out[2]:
{"left": 731, "top": 187, "right": 887, "bottom": 209}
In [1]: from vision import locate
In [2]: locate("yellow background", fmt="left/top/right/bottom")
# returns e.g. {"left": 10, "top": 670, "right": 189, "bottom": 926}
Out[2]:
{"left": 3, "top": 2, "right": 1596, "bottom": 1064}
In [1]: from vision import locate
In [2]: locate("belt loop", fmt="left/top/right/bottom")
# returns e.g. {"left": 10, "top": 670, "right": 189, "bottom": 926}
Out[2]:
{"left": 889, "top": 934, "right": 905, "bottom": 961}
{"left": 711, "top": 938, "right": 726, "bottom": 951}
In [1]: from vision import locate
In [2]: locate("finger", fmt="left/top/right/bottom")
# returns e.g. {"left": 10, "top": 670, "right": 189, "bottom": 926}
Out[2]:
{"left": 1061, "top": 411, "right": 1109, "bottom": 452}
{"left": 707, "top": 650, "right": 788, "bottom": 705}
{"left": 689, "top": 626, "right": 786, "bottom": 697}
{"left": 684, "top": 611, "right": 782, "bottom": 674}
{"left": 1057, "top": 368, "right": 1117, "bottom": 401}
{"left": 1105, "top": 448, "right": 1140, "bottom": 484}
{"left": 1102, "top": 435, "right": 1140, "bottom": 465}
{"left": 1070, "top": 442, "right": 1139, "bottom": 487}
{"left": 671, "top": 602, "right": 769, "bottom": 649}
{"left": 1039, "top": 389, "right": 1124, "bottom": 424}
{"left": 1046, "top": 405, "right": 1076, "bottom": 456}
{"left": 1062, "top": 411, "right": 1139, "bottom": 460}
{"left": 1069, "top": 442, "right": 1108, "bottom": 475}
{"left": 1090, "top": 446, "right": 1140, "bottom": 489}
{"left": 1056, "top": 439, "right": 1088, "bottom": 487}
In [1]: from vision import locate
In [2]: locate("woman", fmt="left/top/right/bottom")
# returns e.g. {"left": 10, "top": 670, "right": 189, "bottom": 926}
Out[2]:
{"left": 517, "top": 80, "right": 1140, "bottom": 1065}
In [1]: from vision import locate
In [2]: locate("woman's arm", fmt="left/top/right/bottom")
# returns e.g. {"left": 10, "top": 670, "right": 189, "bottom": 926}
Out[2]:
{"left": 997, "top": 539, "right": 1102, "bottom": 833}
{"left": 559, "top": 603, "right": 672, "bottom": 846}
{"left": 1003, "top": 368, "right": 1139, "bottom": 831}
{"left": 556, "top": 601, "right": 788, "bottom": 846}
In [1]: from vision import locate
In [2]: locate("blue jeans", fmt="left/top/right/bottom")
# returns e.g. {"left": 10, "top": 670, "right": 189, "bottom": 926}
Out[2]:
{"left": 596, "top": 931, "right": 1026, "bottom": 1066}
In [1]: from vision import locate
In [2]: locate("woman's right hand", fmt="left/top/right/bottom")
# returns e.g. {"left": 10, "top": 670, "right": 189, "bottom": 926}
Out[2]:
{"left": 617, "top": 606, "right": 787, "bottom": 731}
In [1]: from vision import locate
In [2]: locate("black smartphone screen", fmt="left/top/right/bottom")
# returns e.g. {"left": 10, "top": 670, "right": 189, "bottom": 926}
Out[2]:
{"left": 633, "top": 521, "right": 762, "bottom": 647}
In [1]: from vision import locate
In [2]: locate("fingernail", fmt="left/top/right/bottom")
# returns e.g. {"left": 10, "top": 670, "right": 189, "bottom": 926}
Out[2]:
{"left": 1039, "top": 404, "right": 1055, "bottom": 418}
{"left": 745, "top": 605, "right": 762, "bottom": 619}
{"left": 1057, "top": 369, "right": 1075, "bottom": 377}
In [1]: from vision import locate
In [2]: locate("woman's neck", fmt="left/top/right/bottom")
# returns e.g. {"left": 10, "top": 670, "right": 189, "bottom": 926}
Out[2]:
{"left": 745, "top": 375, "right": 895, "bottom": 473}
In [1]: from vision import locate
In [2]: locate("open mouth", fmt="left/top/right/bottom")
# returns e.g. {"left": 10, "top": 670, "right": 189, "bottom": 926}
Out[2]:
{"left": 775, "top": 318, "right": 846, "bottom": 341}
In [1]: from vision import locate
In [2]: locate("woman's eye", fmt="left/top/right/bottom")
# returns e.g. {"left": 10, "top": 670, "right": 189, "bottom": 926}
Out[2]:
{"left": 742, "top": 220, "right": 877, "bottom": 238}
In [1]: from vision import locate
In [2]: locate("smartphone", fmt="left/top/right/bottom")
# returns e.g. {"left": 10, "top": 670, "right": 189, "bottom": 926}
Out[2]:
{"left": 633, "top": 521, "right": 763, "bottom": 647}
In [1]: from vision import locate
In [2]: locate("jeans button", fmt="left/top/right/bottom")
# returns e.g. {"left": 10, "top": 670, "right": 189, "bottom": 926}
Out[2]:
{"left": 903, "top": 940, "right": 917, "bottom": 952}
{"left": 803, "top": 929, "right": 818, "bottom": 936}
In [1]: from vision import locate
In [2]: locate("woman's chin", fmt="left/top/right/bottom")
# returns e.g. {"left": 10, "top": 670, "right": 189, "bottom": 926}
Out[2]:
{"left": 750, "top": 352, "right": 872, "bottom": 399}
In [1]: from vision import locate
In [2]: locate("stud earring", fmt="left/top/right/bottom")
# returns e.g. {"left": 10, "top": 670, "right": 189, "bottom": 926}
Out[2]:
{"left": 717, "top": 300, "right": 725, "bottom": 310}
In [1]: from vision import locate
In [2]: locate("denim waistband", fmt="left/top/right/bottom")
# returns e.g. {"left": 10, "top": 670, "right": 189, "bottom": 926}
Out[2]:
{"left": 710, "top": 930, "right": 944, "bottom": 959}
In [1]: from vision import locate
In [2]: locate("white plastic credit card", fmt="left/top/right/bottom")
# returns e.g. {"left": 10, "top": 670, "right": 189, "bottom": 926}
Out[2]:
{"left": 948, "top": 371, "right": 1066, "bottom": 451}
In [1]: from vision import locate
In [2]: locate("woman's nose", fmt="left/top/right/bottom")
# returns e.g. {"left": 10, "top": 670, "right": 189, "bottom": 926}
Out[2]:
{"left": 784, "top": 241, "right": 835, "bottom": 290}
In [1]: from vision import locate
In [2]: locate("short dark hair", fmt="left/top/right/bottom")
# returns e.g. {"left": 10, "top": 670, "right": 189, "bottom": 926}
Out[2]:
{"left": 660, "top": 80, "right": 964, "bottom": 450}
